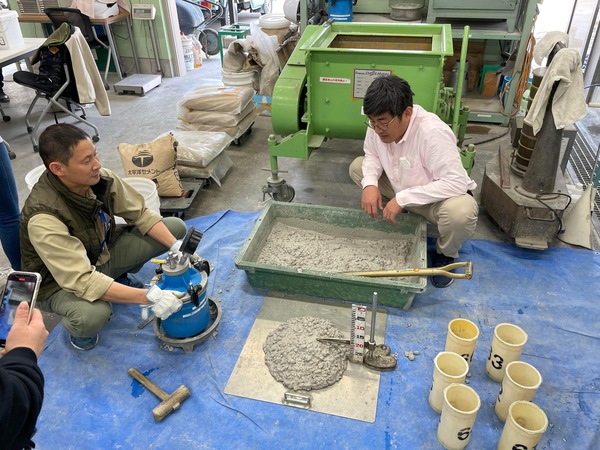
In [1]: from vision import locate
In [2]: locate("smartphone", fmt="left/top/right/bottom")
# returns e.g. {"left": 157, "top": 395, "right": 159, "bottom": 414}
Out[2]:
{"left": 0, "top": 271, "right": 42, "bottom": 347}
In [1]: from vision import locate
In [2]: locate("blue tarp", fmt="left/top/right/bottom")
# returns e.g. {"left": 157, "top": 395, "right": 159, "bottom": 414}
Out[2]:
{"left": 34, "top": 210, "right": 600, "bottom": 449}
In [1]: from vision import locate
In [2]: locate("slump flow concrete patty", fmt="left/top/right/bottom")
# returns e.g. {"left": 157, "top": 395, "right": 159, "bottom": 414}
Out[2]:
{"left": 263, "top": 317, "right": 350, "bottom": 391}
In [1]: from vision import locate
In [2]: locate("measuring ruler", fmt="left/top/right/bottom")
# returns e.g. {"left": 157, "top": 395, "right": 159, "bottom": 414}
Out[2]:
{"left": 350, "top": 304, "right": 367, "bottom": 363}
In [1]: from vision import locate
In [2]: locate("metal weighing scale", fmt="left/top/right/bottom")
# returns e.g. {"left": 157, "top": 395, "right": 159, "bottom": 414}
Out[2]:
{"left": 114, "top": 4, "right": 162, "bottom": 96}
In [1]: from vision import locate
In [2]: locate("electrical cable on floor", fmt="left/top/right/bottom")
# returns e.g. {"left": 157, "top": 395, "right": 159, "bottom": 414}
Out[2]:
{"left": 205, "top": 349, "right": 269, "bottom": 433}
{"left": 209, "top": 242, "right": 220, "bottom": 298}
{"left": 467, "top": 128, "right": 511, "bottom": 146}
{"left": 535, "top": 192, "right": 572, "bottom": 240}
{"left": 121, "top": 62, "right": 137, "bottom": 76}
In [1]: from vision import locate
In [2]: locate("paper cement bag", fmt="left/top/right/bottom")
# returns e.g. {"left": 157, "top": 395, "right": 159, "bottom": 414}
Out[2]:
{"left": 117, "top": 134, "right": 184, "bottom": 197}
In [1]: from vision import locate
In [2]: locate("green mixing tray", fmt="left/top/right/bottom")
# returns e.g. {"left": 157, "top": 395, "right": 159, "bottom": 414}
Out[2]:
{"left": 235, "top": 202, "right": 427, "bottom": 309}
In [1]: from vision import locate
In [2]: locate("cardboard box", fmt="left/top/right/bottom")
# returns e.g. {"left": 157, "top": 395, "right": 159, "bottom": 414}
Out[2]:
{"left": 443, "top": 68, "right": 480, "bottom": 93}
{"left": 443, "top": 41, "right": 485, "bottom": 93}
{"left": 481, "top": 71, "right": 500, "bottom": 97}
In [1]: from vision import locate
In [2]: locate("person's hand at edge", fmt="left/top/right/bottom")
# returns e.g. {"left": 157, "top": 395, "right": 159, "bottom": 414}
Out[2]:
{"left": 146, "top": 286, "right": 185, "bottom": 320}
{"left": 362, "top": 185, "right": 383, "bottom": 219}
{"left": 1, "top": 302, "right": 49, "bottom": 358}
{"left": 383, "top": 198, "right": 403, "bottom": 224}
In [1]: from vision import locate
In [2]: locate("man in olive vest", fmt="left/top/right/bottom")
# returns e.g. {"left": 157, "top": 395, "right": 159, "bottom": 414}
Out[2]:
{"left": 20, "top": 124, "right": 187, "bottom": 350}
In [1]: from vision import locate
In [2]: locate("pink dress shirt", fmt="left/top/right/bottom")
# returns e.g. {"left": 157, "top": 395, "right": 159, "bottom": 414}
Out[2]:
{"left": 361, "top": 105, "right": 476, "bottom": 208}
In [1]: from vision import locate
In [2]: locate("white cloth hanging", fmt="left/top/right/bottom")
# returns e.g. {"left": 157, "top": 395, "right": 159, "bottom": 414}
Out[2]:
{"left": 66, "top": 27, "right": 111, "bottom": 115}
{"left": 524, "top": 48, "right": 586, "bottom": 135}
{"left": 533, "top": 31, "right": 569, "bottom": 65}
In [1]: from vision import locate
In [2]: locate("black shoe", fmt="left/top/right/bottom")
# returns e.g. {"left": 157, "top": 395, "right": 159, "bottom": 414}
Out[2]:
{"left": 115, "top": 273, "right": 144, "bottom": 288}
{"left": 0, "top": 91, "right": 9, "bottom": 103}
{"left": 69, "top": 334, "right": 99, "bottom": 351}
{"left": 431, "top": 252, "right": 455, "bottom": 288}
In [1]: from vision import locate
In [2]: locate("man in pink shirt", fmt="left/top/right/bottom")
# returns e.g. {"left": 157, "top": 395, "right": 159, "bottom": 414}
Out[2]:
{"left": 349, "top": 75, "right": 478, "bottom": 287}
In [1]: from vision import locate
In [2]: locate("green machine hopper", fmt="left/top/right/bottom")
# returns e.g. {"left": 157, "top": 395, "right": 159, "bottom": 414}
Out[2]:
{"left": 264, "top": 22, "right": 473, "bottom": 201}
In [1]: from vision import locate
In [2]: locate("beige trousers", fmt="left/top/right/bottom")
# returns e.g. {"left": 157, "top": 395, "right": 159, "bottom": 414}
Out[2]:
{"left": 349, "top": 156, "right": 478, "bottom": 258}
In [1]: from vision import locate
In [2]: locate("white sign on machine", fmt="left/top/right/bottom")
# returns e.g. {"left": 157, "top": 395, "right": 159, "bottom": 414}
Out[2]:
{"left": 353, "top": 69, "right": 392, "bottom": 98}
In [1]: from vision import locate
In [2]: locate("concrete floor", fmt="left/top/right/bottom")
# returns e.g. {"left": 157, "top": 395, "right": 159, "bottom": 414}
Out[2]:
{"left": 0, "top": 11, "right": 587, "bottom": 269}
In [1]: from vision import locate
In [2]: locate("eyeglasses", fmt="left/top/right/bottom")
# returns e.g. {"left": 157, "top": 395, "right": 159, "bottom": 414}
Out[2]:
{"left": 364, "top": 115, "right": 398, "bottom": 131}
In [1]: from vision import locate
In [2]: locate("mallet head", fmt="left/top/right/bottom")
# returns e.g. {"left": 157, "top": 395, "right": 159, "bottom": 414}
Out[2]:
{"left": 152, "top": 385, "right": 191, "bottom": 422}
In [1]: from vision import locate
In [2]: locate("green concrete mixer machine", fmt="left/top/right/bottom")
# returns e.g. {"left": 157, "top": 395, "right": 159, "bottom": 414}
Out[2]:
{"left": 264, "top": 22, "right": 474, "bottom": 201}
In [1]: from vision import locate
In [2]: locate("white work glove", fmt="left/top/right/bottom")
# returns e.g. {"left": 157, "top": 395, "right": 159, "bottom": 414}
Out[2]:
{"left": 169, "top": 240, "right": 183, "bottom": 254}
{"left": 170, "top": 240, "right": 204, "bottom": 266}
{"left": 145, "top": 285, "right": 185, "bottom": 320}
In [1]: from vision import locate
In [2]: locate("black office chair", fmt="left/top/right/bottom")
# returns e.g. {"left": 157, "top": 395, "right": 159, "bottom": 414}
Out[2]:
{"left": 44, "top": 7, "right": 111, "bottom": 89}
{"left": 13, "top": 23, "right": 100, "bottom": 152}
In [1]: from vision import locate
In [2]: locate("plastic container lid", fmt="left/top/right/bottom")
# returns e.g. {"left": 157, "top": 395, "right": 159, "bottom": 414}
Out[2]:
{"left": 122, "top": 177, "right": 160, "bottom": 214}
{"left": 389, "top": 1, "right": 425, "bottom": 10}
{"left": 25, "top": 165, "right": 46, "bottom": 191}
{"left": 259, "top": 14, "right": 291, "bottom": 30}
{"left": 222, "top": 69, "right": 257, "bottom": 79}
{"left": 123, "top": 177, "right": 158, "bottom": 198}
{"left": 222, "top": 69, "right": 256, "bottom": 88}
{"left": 0, "top": 10, "right": 18, "bottom": 20}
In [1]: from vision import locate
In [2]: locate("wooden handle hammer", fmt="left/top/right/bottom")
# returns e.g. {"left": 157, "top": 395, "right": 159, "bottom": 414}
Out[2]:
{"left": 128, "top": 368, "right": 191, "bottom": 422}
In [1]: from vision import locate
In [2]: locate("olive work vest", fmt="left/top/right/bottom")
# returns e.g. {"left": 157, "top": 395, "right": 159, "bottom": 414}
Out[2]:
{"left": 20, "top": 170, "right": 116, "bottom": 301}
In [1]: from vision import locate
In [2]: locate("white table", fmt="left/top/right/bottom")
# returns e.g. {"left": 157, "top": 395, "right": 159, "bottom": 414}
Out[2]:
{"left": 0, "top": 38, "right": 46, "bottom": 148}
{"left": 0, "top": 38, "right": 46, "bottom": 69}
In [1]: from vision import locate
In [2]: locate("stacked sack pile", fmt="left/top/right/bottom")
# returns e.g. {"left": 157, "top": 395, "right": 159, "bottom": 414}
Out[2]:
{"left": 177, "top": 86, "right": 257, "bottom": 142}
{"left": 164, "top": 129, "right": 233, "bottom": 186}
{"left": 221, "top": 20, "right": 298, "bottom": 97}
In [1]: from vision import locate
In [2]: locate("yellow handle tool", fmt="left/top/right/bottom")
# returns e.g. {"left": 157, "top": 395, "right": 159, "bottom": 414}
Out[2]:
{"left": 343, "top": 261, "right": 474, "bottom": 279}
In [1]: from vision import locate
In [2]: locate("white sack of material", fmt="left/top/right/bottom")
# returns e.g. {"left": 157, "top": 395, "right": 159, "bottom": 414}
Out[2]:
{"left": 156, "top": 130, "right": 233, "bottom": 168}
{"left": 179, "top": 86, "right": 255, "bottom": 114}
{"left": 177, "top": 101, "right": 255, "bottom": 126}
{"left": 247, "top": 23, "right": 280, "bottom": 96}
{"left": 177, "top": 106, "right": 257, "bottom": 139}
{"left": 223, "top": 39, "right": 250, "bottom": 72}
{"left": 176, "top": 152, "right": 233, "bottom": 186}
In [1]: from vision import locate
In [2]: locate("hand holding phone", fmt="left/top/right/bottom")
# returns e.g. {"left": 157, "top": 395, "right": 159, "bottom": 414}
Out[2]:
{"left": 0, "top": 271, "right": 42, "bottom": 347}
{"left": 1, "top": 302, "right": 48, "bottom": 358}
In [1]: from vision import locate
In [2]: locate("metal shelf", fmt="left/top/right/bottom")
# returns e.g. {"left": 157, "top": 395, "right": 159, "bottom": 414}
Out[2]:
{"left": 442, "top": 20, "right": 523, "bottom": 41}
{"left": 446, "top": 0, "right": 539, "bottom": 125}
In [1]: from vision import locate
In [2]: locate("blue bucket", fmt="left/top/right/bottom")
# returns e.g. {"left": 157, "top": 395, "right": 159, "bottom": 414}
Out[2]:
{"left": 157, "top": 267, "right": 210, "bottom": 339}
{"left": 328, "top": 0, "right": 352, "bottom": 22}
